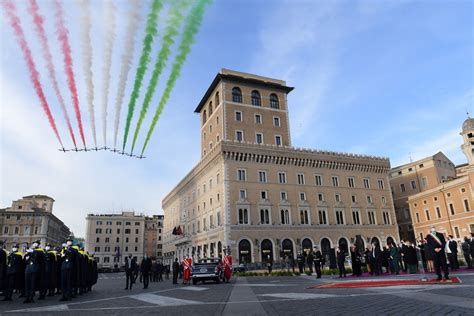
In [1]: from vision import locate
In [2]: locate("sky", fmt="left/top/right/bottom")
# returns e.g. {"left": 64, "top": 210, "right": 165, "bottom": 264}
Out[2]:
{"left": 0, "top": 0, "right": 473, "bottom": 238}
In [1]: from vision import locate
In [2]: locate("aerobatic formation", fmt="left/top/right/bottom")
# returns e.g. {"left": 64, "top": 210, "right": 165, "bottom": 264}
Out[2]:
{"left": 2, "top": 0, "right": 212, "bottom": 159}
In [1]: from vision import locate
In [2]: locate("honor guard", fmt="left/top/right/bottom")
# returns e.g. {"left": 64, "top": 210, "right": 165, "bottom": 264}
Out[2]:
{"left": 0, "top": 241, "right": 7, "bottom": 296}
{"left": 24, "top": 240, "right": 44, "bottom": 303}
{"left": 60, "top": 239, "right": 75, "bottom": 301}
{"left": 42, "top": 244, "right": 57, "bottom": 298}
{"left": 71, "top": 245, "right": 81, "bottom": 296}
{"left": 3, "top": 244, "right": 23, "bottom": 301}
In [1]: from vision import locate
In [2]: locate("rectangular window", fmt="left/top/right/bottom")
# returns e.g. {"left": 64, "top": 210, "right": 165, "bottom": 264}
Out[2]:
{"left": 317, "top": 193, "right": 324, "bottom": 201}
{"left": 368, "top": 211, "right": 376, "bottom": 225}
{"left": 255, "top": 114, "right": 262, "bottom": 124}
{"left": 238, "top": 208, "right": 249, "bottom": 224}
{"left": 415, "top": 212, "right": 420, "bottom": 223}
{"left": 256, "top": 133, "right": 263, "bottom": 144}
{"left": 411, "top": 180, "right": 417, "bottom": 190}
{"left": 94, "top": 247, "right": 100, "bottom": 252}
{"left": 275, "top": 135, "right": 282, "bottom": 146}
{"left": 425, "top": 209, "right": 430, "bottom": 221}
{"left": 239, "top": 189, "right": 247, "bottom": 199}
{"left": 335, "top": 194, "right": 341, "bottom": 202}
{"left": 280, "top": 209, "right": 290, "bottom": 225}
{"left": 377, "top": 179, "right": 384, "bottom": 190}
{"left": 235, "top": 111, "right": 242, "bottom": 121}
{"left": 332, "top": 176, "right": 339, "bottom": 187}
{"left": 315, "top": 175, "right": 323, "bottom": 186}
{"left": 348, "top": 177, "right": 355, "bottom": 188}
{"left": 3, "top": 226, "right": 8, "bottom": 234}
{"left": 125, "top": 229, "right": 131, "bottom": 234}
{"left": 126, "top": 222, "right": 131, "bottom": 226}
{"left": 436, "top": 207, "right": 441, "bottom": 218}
{"left": 363, "top": 178, "right": 370, "bottom": 189}
{"left": 237, "top": 169, "right": 247, "bottom": 181}
{"left": 280, "top": 191, "right": 287, "bottom": 200}
{"left": 258, "top": 171, "right": 267, "bottom": 183}
{"left": 236, "top": 131, "right": 243, "bottom": 142}
{"left": 260, "top": 209, "right": 270, "bottom": 224}
{"left": 381, "top": 196, "right": 386, "bottom": 205}
{"left": 297, "top": 173, "right": 305, "bottom": 185}
{"left": 278, "top": 172, "right": 287, "bottom": 184}
{"left": 299, "top": 192, "right": 306, "bottom": 201}
{"left": 300, "top": 209, "right": 309, "bottom": 225}
{"left": 449, "top": 203, "right": 455, "bottom": 215}
{"left": 318, "top": 209, "right": 327, "bottom": 225}
{"left": 217, "top": 212, "right": 221, "bottom": 226}
{"left": 352, "top": 210, "right": 361, "bottom": 225}
{"left": 273, "top": 116, "right": 280, "bottom": 127}
{"left": 335, "top": 210, "right": 344, "bottom": 225}
{"left": 421, "top": 177, "right": 428, "bottom": 187}
{"left": 96, "top": 237, "right": 100, "bottom": 242}
{"left": 400, "top": 184, "right": 406, "bottom": 193}
{"left": 367, "top": 195, "right": 373, "bottom": 204}
{"left": 351, "top": 195, "right": 357, "bottom": 203}
{"left": 383, "top": 211, "right": 391, "bottom": 225}
{"left": 464, "top": 199, "right": 470, "bottom": 212}
{"left": 453, "top": 226, "right": 460, "bottom": 238}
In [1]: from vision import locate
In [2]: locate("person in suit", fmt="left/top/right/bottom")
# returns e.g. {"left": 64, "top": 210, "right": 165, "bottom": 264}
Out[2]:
{"left": 172, "top": 258, "right": 179, "bottom": 284}
{"left": 336, "top": 247, "right": 346, "bottom": 277}
{"left": 140, "top": 256, "right": 152, "bottom": 289}
{"left": 296, "top": 252, "right": 304, "bottom": 274}
{"left": 405, "top": 241, "right": 418, "bottom": 274}
{"left": 313, "top": 247, "right": 323, "bottom": 278}
{"left": 306, "top": 251, "right": 314, "bottom": 274}
{"left": 350, "top": 245, "right": 362, "bottom": 276}
{"left": 371, "top": 242, "right": 382, "bottom": 276}
{"left": 3, "top": 244, "right": 23, "bottom": 301}
{"left": 461, "top": 237, "right": 472, "bottom": 269}
{"left": 124, "top": 254, "right": 137, "bottom": 290}
{"left": 470, "top": 233, "right": 474, "bottom": 261}
{"left": 446, "top": 235, "right": 459, "bottom": 270}
{"left": 426, "top": 226, "right": 449, "bottom": 281}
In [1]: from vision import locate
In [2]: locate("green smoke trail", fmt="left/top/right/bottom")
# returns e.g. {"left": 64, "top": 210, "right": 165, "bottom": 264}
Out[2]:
{"left": 141, "top": 0, "right": 212, "bottom": 155}
{"left": 122, "top": 0, "right": 163, "bottom": 152}
{"left": 130, "top": 0, "right": 191, "bottom": 153}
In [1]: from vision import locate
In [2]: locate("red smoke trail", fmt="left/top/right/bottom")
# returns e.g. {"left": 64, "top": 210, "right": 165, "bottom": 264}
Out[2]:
{"left": 29, "top": 0, "right": 77, "bottom": 148}
{"left": 2, "top": 0, "right": 63, "bottom": 148}
{"left": 54, "top": 0, "right": 86, "bottom": 147}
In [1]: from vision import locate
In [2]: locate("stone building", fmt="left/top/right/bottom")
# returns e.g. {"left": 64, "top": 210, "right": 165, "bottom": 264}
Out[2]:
{"left": 389, "top": 152, "right": 456, "bottom": 241}
{"left": 144, "top": 215, "right": 164, "bottom": 259}
{"left": 85, "top": 211, "right": 146, "bottom": 269}
{"left": 408, "top": 118, "right": 474, "bottom": 241}
{"left": 0, "top": 195, "right": 71, "bottom": 250}
{"left": 162, "top": 69, "right": 399, "bottom": 267}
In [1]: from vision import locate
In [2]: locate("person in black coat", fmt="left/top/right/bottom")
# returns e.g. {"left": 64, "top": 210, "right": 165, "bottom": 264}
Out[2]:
{"left": 41, "top": 244, "right": 56, "bottom": 298}
{"left": 405, "top": 242, "right": 418, "bottom": 273}
{"left": 3, "top": 244, "right": 24, "bottom": 301}
{"left": 172, "top": 258, "right": 179, "bottom": 284}
{"left": 350, "top": 245, "right": 362, "bottom": 276}
{"left": 24, "top": 240, "right": 44, "bottom": 303}
{"left": 140, "top": 256, "right": 152, "bottom": 289}
{"left": 371, "top": 242, "right": 382, "bottom": 276}
{"left": 446, "top": 235, "right": 459, "bottom": 270}
{"left": 296, "top": 252, "right": 304, "bottom": 274}
{"left": 313, "top": 247, "right": 323, "bottom": 278}
{"left": 124, "top": 255, "right": 137, "bottom": 290}
{"left": 60, "top": 240, "right": 76, "bottom": 301}
{"left": 336, "top": 247, "right": 346, "bottom": 278}
{"left": 461, "top": 237, "right": 472, "bottom": 269}
{"left": 0, "top": 241, "right": 7, "bottom": 296}
{"left": 469, "top": 233, "right": 474, "bottom": 260}
{"left": 157, "top": 261, "right": 163, "bottom": 282}
{"left": 306, "top": 251, "right": 314, "bottom": 274}
{"left": 426, "top": 226, "right": 449, "bottom": 280}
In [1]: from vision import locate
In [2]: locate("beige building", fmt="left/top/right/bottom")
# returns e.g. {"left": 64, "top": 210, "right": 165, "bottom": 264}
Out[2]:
{"left": 0, "top": 195, "right": 71, "bottom": 250}
{"left": 85, "top": 211, "right": 146, "bottom": 269}
{"left": 144, "top": 215, "right": 164, "bottom": 259}
{"left": 408, "top": 119, "right": 474, "bottom": 241}
{"left": 162, "top": 69, "right": 399, "bottom": 267}
{"left": 389, "top": 153, "right": 456, "bottom": 241}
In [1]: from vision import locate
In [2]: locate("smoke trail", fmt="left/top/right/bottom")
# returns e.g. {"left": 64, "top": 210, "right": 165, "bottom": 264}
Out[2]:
{"left": 141, "top": 0, "right": 212, "bottom": 155}
{"left": 112, "top": 0, "right": 141, "bottom": 149}
{"left": 28, "top": 0, "right": 77, "bottom": 148}
{"left": 130, "top": 0, "right": 191, "bottom": 153}
{"left": 122, "top": 0, "right": 163, "bottom": 152}
{"left": 54, "top": 0, "right": 86, "bottom": 147}
{"left": 2, "top": 0, "right": 63, "bottom": 148}
{"left": 77, "top": 0, "right": 96, "bottom": 147}
{"left": 100, "top": 0, "right": 116, "bottom": 147}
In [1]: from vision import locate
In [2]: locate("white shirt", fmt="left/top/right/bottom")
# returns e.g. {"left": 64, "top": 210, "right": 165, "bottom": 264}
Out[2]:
{"left": 445, "top": 240, "right": 452, "bottom": 254}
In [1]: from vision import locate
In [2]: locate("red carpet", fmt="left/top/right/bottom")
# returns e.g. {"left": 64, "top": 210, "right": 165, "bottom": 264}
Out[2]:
{"left": 309, "top": 277, "right": 461, "bottom": 289}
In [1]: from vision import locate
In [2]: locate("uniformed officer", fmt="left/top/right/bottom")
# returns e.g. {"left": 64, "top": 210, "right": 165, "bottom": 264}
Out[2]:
{"left": 24, "top": 240, "right": 44, "bottom": 303}
{"left": 71, "top": 244, "right": 81, "bottom": 296}
{"left": 3, "top": 244, "right": 23, "bottom": 301}
{"left": 60, "top": 239, "right": 75, "bottom": 301}
{"left": 41, "top": 243, "right": 57, "bottom": 298}
{"left": 0, "top": 240, "right": 7, "bottom": 296}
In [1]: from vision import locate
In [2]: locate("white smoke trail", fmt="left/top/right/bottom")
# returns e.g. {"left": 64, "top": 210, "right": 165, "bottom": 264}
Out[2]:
{"left": 101, "top": 0, "right": 116, "bottom": 147}
{"left": 113, "top": 0, "right": 141, "bottom": 149}
{"left": 77, "top": 0, "right": 96, "bottom": 147}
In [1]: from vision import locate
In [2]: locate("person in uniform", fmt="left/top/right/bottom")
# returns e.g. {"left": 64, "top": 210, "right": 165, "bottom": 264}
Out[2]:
{"left": 0, "top": 241, "right": 7, "bottom": 296}
{"left": 336, "top": 247, "right": 346, "bottom": 278}
{"left": 55, "top": 245, "right": 64, "bottom": 295}
{"left": 60, "top": 239, "right": 75, "bottom": 301}
{"left": 296, "top": 252, "right": 304, "bottom": 274}
{"left": 426, "top": 225, "right": 450, "bottom": 281}
{"left": 24, "top": 240, "right": 44, "bottom": 303}
{"left": 42, "top": 244, "right": 57, "bottom": 297}
{"left": 3, "top": 244, "right": 23, "bottom": 301}
{"left": 71, "top": 245, "right": 81, "bottom": 297}
{"left": 313, "top": 247, "right": 322, "bottom": 278}
{"left": 172, "top": 258, "right": 179, "bottom": 284}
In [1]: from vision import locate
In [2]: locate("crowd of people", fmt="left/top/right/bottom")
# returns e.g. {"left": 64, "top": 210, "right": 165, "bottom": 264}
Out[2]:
{"left": 123, "top": 254, "right": 171, "bottom": 290}
{"left": 0, "top": 238, "right": 98, "bottom": 303}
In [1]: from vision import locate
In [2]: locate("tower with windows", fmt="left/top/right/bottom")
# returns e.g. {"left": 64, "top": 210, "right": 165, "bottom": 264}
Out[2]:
{"left": 195, "top": 69, "right": 294, "bottom": 158}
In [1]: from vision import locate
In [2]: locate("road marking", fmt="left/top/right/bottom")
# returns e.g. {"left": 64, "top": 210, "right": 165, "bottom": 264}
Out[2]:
{"left": 8, "top": 304, "right": 69, "bottom": 313}
{"left": 234, "top": 283, "right": 296, "bottom": 287}
{"left": 180, "top": 287, "right": 209, "bottom": 291}
{"left": 260, "top": 293, "right": 339, "bottom": 299}
{"left": 130, "top": 293, "right": 202, "bottom": 306}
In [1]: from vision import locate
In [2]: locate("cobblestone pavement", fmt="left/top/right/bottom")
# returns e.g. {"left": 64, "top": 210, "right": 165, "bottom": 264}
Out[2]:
{"left": 1, "top": 271, "right": 473, "bottom": 315}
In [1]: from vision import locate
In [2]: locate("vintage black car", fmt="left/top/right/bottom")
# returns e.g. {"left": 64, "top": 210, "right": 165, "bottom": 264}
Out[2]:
{"left": 191, "top": 258, "right": 223, "bottom": 285}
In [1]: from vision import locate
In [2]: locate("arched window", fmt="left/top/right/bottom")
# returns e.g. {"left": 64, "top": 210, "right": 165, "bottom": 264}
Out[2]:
{"left": 215, "top": 91, "right": 220, "bottom": 106}
{"left": 232, "top": 87, "right": 242, "bottom": 103}
{"left": 202, "top": 110, "right": 207, "bottom": 125}
{"left": 251, "top": 90, "right": 261, "bottom": 106}
{"left": 209, "top": 101, "right": 213, "bottom": 116}
{"left": 238, "top": 239, "right": 251, "bottom": 263}
{"left": 270, "top": 93, "right": 279, "bottom": 109}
